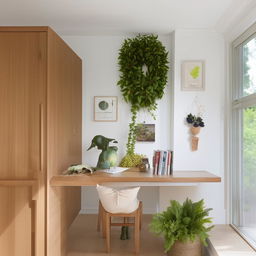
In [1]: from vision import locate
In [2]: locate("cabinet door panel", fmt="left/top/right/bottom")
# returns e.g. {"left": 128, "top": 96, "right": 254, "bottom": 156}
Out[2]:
{"left": 0, "top": 187, "right": 32, "bottom": 256}
{"left": 0, "top": 32, "right": 46, "bottom": 179}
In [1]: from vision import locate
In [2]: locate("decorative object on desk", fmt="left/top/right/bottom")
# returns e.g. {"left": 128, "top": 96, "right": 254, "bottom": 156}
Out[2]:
{"left": 153, "top": 150, "right": 173, "bottom": 175}
{"left": 64, "top": 164, "right": 94, "bottom": 175}
{"left": 181, "top": 60, "right": 205, "bottom": 91}
{"left": 136, "top": 123, "right": 155, "bottom": 142}
{"left": 138, "top": 157, "right": 150, "bottom": 172}
{"left": 94, "top": 96, "right": 118, "bottom": 121}
{"left": 150, "top": 198, "right": 213, "bottom": 256}
{"left": 119, "top": 153, "right": 144, "bottom": 168}
{"left": 117, "top": 34, "right": 169, "bottom": 165}
{"left": 186, "top": 113, "right": 205, "bottom": 151}
{"left": 87, "top": 135, "right": 118, "bottom": 169}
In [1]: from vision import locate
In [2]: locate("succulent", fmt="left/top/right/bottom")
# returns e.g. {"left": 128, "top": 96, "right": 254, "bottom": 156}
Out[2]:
{"left": 186, "top": 113, "right": 205, "bottom": 128}
{"left": 119, "top": 153, "right": 144, "bottom": 168}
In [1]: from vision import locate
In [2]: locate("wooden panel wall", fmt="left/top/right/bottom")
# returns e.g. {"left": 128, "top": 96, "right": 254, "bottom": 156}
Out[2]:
{"left": 47, "top": 28, "right": 82, "bottom": 256}
{"left": 0, "top": 31, "right": 47, "bottom": 256}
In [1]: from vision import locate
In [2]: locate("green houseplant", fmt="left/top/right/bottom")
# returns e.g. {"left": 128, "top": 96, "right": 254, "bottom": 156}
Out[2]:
{"left": 150, "top": 199, "right": 213, "bottom": 255}
{"left": 117, "top": 34, "right": 169, "bottom": 167}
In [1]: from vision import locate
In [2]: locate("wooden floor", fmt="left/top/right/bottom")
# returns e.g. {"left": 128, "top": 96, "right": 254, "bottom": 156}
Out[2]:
{"left": 67, "top": 214, "right": 166, "bottom": 256}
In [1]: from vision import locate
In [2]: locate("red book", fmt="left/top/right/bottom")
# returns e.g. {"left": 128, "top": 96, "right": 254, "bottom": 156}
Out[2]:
{"left": 167, "top": 151, "right": 171, "bottom": 175}
{"left": 155, "top": 151, "right": 160, "bottom": 175}
{"left": 153, "top": 155, "right": 156, "bottom": 174}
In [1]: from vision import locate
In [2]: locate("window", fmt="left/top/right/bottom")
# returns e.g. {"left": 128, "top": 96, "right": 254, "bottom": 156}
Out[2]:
{"left": 231, "top": 24, "right": 256, "bottom": 249}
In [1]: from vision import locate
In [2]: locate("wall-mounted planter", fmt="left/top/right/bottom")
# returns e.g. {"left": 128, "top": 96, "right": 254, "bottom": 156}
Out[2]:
{"left": 186, "top": 113, "right": 204, "bottom": 151}
{"left": 190, "top": 127, "right": 200, "bottom": 151}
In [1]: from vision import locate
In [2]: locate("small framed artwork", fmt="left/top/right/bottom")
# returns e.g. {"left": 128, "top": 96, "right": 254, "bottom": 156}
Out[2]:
{"left": 181, "top": 60, "right": 205, "bottom": 91}
{"left": 136, "top": 124, "right": 155, "bottom": 142}
{"left": 94, "top": 96, "right": 118, "bottom": 122}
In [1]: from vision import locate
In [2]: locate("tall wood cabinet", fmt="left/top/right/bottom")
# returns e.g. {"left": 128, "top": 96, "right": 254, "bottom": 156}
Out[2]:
{"left": 0, "top": 27, "right": 82, "bottom": 256}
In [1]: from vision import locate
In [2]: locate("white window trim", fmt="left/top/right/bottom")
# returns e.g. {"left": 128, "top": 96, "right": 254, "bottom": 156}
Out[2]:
{"left": 230, "top": 22, "right": 256, "bottom": 251}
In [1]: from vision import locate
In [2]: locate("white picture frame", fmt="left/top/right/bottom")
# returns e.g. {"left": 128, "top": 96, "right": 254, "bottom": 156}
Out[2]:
{"left": 94, "top": 96, "right": 118, "bottom": 122}
{"left": 181, "top": 60, "right": 205, "bottom": 91}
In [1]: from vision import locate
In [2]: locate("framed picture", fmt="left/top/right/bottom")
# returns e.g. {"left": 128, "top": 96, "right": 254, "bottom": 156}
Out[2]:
{"left": 136, "top": 124, "right": 155, "bottom": 142}
{"left": 94, "top": 96, "right": 118, "bottom": 122}
{"left": 181, "top": 60, "right": 205, "bottom": 91}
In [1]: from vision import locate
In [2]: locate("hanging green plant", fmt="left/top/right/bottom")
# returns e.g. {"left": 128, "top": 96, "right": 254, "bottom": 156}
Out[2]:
{"left": 117, "top": 34, "right": 169, "bottom": 163}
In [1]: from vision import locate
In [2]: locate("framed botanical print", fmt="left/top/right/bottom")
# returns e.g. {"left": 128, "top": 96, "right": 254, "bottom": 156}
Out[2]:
{"left": 94, "top": 96, "right": 118, "bottom": 122}
{"left": 181, "top": 60, "right": 205, "bottom": 91}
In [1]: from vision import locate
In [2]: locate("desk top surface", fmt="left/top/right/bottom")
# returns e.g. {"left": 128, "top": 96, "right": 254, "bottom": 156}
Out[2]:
{"left": 50, "top": 168, "right": 221, "bottom": 186}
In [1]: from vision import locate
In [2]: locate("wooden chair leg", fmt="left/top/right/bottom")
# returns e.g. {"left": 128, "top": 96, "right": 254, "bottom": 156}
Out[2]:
{"left": 97, "top": 201, "right": 102, "bottom": 232}
{"left": 134, "top": 210, "right": 140, "bottom": 254}
{"left": 102, "top": 209, "right": 106, "bottom": 238}
{"left": 106, "top": 213, "right": 111, "bottom": 253}
{"left": 139, "top": 203, "right": 142, "bottom": 230}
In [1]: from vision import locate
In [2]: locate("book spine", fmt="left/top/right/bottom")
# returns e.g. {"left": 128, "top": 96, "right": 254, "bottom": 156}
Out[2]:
{"left": 153, "top": 150, "right": 156, "bottom": 175}
{"left": 165, "top": 151, "right": 169, "bottom": 175}
{"left": 155, "top": 151, "right": 160, "bottom": 175}
{"left": 158, "top": 151, "right": 163, "bottom": 175}
{"left": 170, "top": 151, "right": 173, "bottom": 175}
{"left": 167, "top": 151, "right": 171, "bottom": 175}
{"left": 162, "top": 151, "right": 167, "bottom": 175}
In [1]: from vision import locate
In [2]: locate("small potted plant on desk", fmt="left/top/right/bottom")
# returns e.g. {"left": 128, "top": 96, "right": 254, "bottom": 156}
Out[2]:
{"left": 150, "top": 199, "right": 213, "bottom": 256}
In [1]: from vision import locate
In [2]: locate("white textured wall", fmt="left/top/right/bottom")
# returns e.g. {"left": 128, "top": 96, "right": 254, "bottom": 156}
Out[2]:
{"left": 159, "top": 29, "right": 226, "bottom": 224}
{"left": 62, "top": 35, "right": 172, "bottom": 214}
{"left": 62, "top": 31, "right": 226, "bottom": 223}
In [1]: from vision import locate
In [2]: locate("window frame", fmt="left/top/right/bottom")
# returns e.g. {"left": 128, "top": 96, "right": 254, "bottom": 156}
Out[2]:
{"left": 230, "top": 22, "right": 256, "bottom": 250}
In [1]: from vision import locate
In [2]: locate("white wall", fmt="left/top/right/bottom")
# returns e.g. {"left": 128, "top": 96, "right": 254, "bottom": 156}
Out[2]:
{"left": 159, "top": 29, "right": 226, "bottom": 224}
{"left": 62, "top": 30, "right": 226, "bottom": 223}
{"left": 62, "top": 35, "right": 172, "bottom": 214}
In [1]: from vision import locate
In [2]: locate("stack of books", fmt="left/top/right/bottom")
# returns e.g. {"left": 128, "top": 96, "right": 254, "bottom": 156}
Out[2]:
{"left": 153, "top": 150, "right": 173, "bottom": 175}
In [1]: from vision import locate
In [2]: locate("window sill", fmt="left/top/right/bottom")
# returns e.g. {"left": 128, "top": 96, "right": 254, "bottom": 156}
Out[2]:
{"left": 205, "top": 225, "right": 256, "bottom": 256}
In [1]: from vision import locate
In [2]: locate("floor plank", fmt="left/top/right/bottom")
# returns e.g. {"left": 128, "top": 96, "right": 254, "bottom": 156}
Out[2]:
{"left": 67, "top": 214, "right": 166, "bottom": 256}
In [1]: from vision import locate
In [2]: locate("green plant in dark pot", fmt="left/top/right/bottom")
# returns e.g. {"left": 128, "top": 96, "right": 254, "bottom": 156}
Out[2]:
{"left": 150, "top": 199, "right": 213, "bottom": 256}
{"left": 117, "top": 34, "right": 169, "bottom": 166}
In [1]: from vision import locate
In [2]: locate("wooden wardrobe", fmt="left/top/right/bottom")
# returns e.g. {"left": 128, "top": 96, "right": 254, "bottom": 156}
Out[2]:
{"left": 0, "top": 27, "right": 82, "bottom": 256}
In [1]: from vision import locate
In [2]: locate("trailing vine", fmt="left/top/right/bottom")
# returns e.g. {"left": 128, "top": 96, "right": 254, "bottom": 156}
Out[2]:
{"left": 126, "top": 106, "right": 137, "bottom": 155}
{"left": 117, "top": 34, "right": 169, "bottom": 163}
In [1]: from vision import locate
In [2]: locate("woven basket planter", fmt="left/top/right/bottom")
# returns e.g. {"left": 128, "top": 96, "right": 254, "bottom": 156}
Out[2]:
{"left": 190, "top": 126, "right": 201, "bottom": 136}
{"left": 167, "top": 238, "right": 202, "bottom": 256}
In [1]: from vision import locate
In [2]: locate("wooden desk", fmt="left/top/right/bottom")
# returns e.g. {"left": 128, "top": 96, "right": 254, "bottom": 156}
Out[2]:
{"left": 50, "top": 169, "right": 221, "bottom": 187}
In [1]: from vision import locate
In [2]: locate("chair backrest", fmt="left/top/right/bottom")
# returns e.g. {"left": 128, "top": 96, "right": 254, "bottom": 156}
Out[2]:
{"left": 96, "top": 184, "right": 140, "bottom": 213}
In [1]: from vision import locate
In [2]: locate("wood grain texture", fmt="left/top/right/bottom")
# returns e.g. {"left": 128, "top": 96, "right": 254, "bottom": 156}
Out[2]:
{"left": 0, "top": 180, "right": 36, "bottom": 186}
{"left": 0, "top": 31, "right": 47, "bottom": 179}
{"left": 50, "top": 170, "right": 221, "bottom": 186}
{"left": 0, "top": 26, "right": 82, "bottom": 256}
{"left": 47, "top": 28, "right": 82, "bottom": 256}
{"left": 0, "top": 187, "right": 32, "bottom": 256}
{"left": 0, "top": 30, "right": 47, "bottom": 256}
{"left": 67, "top": 214, "right": 165, "bottom": 256}
{"left": 0, "top": 26, "right": 49, "bottom": 32}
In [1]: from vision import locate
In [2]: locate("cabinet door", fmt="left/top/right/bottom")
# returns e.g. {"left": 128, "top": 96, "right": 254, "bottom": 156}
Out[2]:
{"left": 0, "top": 31, "right": 47, "bottom": 256}
{"left": 0, "top": 32, "right": 47, "bottom": 179}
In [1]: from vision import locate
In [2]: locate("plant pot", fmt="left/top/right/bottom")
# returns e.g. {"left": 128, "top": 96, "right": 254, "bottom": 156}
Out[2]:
{"left": 167, "top": 238, "right": 202, "bottom": 256}
{"left": 190, "top": 126, "right": 201, "bottom": 136}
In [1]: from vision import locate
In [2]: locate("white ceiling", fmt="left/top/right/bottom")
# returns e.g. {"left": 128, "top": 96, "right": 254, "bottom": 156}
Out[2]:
{"left": 0, "top": 0, "right": 238, "bottom": 35}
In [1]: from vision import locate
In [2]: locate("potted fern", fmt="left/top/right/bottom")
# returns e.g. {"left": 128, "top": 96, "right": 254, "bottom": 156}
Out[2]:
{"left": 150, "top": 199, "right": 213, "bottom": 256}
